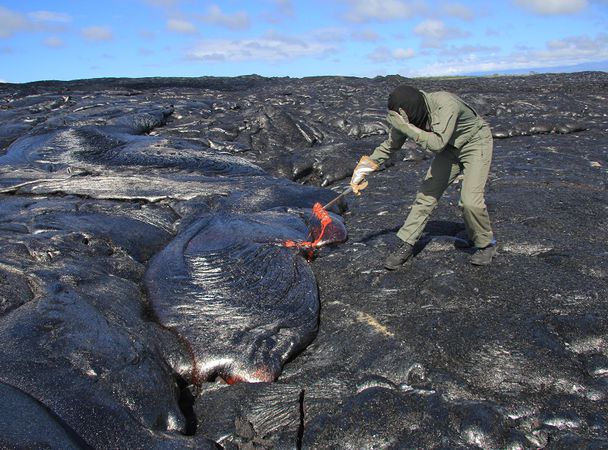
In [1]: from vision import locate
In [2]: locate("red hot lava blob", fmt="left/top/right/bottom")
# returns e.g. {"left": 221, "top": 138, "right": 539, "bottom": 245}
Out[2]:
{"left": 284, "top": 202, "right": 345, "bottom": 255}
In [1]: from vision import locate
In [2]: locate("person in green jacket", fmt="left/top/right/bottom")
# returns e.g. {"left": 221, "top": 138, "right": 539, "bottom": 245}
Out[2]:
{"left": 350, "top": 84, "right": 496, "bottom": 269}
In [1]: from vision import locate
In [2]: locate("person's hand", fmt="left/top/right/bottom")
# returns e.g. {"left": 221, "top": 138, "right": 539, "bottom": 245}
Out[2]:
{"left": 350, "top": 156, "right": 379, "bottom": 195}
{"left": 387, "top": 108, "right": 410, "bottom": 134}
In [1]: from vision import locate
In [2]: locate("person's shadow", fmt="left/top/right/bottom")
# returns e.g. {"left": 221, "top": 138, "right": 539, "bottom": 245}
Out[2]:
{"left": 358, "top": 220, "right": 471, "bottom": 256}
{"left": 415, "top": 220, "right": 474, "bottom": 254}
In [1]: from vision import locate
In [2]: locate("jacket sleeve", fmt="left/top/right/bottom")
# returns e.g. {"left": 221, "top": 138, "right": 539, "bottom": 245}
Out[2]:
{"left": 410, "top": 98, "right": 459, "bottom": 152}
{"left": 368, "top": 127, "right": 407, "bottom": 164}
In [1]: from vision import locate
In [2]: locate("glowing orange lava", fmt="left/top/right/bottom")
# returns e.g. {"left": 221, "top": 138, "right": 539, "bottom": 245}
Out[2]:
{"left": 284, "top": 202, "right": 332, "bottom": 251}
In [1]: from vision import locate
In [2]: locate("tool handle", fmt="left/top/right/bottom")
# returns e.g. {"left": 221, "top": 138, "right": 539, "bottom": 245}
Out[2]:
{"left": 323, "top": 186, "right": 352, "bottom": 210}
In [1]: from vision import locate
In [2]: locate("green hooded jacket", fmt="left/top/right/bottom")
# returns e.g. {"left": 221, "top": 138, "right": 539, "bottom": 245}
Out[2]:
{"left": 369, "top": 90, "right": 487, "bottom": 165}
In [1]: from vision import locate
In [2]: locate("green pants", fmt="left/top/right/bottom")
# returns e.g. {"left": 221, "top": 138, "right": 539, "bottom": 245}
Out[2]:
{"left": 397, "top": 125, "right": 494, "bottom": 248}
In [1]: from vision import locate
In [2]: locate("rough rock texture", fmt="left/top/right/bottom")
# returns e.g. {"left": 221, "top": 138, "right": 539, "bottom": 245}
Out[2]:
{"left": 0, "top": 72, "right": 607, "bottom": 448}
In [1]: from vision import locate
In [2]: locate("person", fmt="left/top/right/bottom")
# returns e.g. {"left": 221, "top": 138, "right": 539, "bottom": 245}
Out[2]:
{"left": 350, "top": 84, "right": 496, "bottom": 270}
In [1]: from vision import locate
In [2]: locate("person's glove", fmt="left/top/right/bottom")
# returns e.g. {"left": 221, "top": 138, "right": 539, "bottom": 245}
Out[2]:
{"left": 387, "top": 107, "right": 421, "bottom": 141}
{"left": 350, "top": 155, "right": 379, "bottom": 195}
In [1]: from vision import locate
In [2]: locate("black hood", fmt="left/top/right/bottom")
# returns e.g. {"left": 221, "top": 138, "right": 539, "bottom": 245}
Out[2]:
{"left": 387, "top": 85, "right": 429, "bottom": 129}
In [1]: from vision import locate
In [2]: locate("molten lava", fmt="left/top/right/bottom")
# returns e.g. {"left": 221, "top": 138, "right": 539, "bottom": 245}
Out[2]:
{"left": 284, "top": 202, "right": 333, "bottom": 252}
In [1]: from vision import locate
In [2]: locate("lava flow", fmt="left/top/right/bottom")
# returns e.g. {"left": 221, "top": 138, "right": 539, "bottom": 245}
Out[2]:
{"left": 284, "top": 202, "right": 333, "bottom": 253}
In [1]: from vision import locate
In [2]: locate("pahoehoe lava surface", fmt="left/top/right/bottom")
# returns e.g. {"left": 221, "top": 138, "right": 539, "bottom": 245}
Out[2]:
{"left": 0, "top": 72, "right": 607, "bottom": 448}
{"left": 145, "top": 210, "right": 345, "bottom": 385}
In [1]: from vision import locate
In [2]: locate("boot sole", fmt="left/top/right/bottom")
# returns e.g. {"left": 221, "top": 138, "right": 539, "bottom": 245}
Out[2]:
{"left": 471, "top": 259, "right": 492, "bottom": 266}
{"left": 384, "top": 255, "right": 413, "bottom": 270}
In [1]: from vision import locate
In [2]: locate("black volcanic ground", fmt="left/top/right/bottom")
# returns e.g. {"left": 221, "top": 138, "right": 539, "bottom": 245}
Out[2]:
{"left": 0, "top": 72, "right": 607, "bottom": 449}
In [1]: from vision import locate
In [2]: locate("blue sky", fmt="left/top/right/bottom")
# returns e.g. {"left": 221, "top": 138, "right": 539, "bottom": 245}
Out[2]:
{"left": 1, "top": 0, "right": 607, "bottom": 82}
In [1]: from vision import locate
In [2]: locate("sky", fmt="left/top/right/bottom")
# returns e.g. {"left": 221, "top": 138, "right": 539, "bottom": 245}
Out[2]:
{"left": 1, "top": 0, "right": 607, "bottom": 83}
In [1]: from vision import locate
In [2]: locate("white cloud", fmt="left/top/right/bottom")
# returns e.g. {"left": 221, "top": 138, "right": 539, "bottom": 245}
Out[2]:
{"left": 367, "top": 46, "right": 415, "bottom": 62}
{"left": 0, "top": 6, "right": 29, "bottom": 38}
{"left": 513, "top": 0, "right": 588, "bottom": 15}
{"left": 408, "top": 32, "right": 608, "bottom": 76}
{"left": 394, "top": 47, "right": 416, "bottom": 59}
{"left": 186, "top": 33, "right": 334, "bottom": 62}
{"left": 414, "top": 19, "right": 469, "bottom": 48}
{"left": 81, "top": 26, "right": 113, "bottom": 42}
{"left": 536, "top": 33, "right": 608, "bottom": 64}
{"left": 29, "top": 11, "right": 72, "bottom": 23}
{"left": 199, "top": 5, "right": 250, "bottom": 30}
{"left": 0, "top": 7, "right": 72, "bottom": 38}
{"left": 351, "top": 29, "right": 380, "bottom": 42}
{"left": 28, "top": 10, "right": 71, "bottom": 33}
{"left": 144, "top": 0, "right": 181, "bottom": 6}
{"left": 43, "top": 36, "right": 65, "bottom": 48}
{"left": 438, "top": 44, "right": 500, "bottom": 57}
{"left": 343, "top": 0, "right": 426, "bottom": 22}
{"left": 261, "top": 0, "right": 294, "bottom": 23}
{"left": 167, "top": 18, "right": 197, "bottom": 34}
{"left": 271, "top": 0, "right": 294, "bottom": 16}
{"left": 367, "top": 46, "right": 391, "bottom": 63}
{"left": 313, "top": 27, "right": 347, "bottom": 43}
{"left": 442, "top": 2, "right": 474, "bottom": 20}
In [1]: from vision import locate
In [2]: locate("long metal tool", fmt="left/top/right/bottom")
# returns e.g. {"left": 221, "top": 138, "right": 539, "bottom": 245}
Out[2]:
{"left": 323, "top": 186, "right": 353, "bottom": 210}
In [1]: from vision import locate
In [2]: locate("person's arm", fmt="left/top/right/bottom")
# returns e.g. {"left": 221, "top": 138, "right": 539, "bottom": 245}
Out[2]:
{"left": 388, "top": 99, "right": 459, "bottom": 152}
{"left": 368, "top": 127, "right": 408, "bottom": 165}
{"left": 350, "top": 126, "right": 406, "bottom": 194}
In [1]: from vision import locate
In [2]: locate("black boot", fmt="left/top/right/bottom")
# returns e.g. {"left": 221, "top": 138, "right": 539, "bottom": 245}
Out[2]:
{"left": 384, "top": 242, "right": 414, "bottom": 270}
{"left": 470, "top": 244, "right": 497, "bottom": 266}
